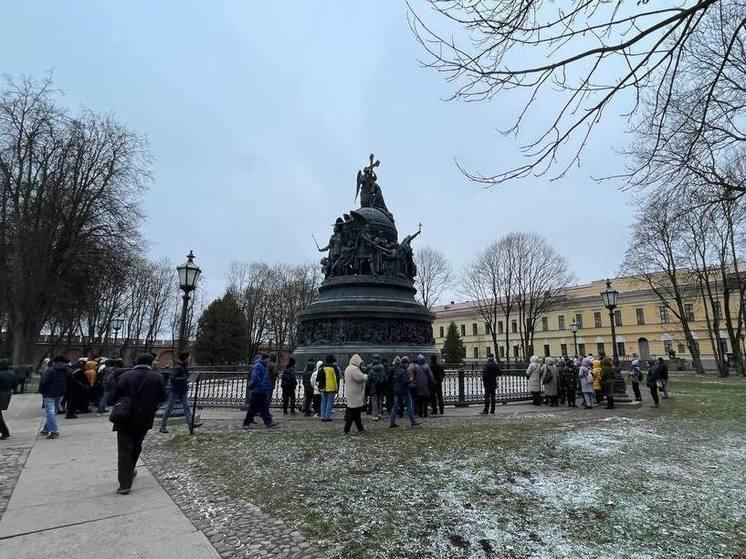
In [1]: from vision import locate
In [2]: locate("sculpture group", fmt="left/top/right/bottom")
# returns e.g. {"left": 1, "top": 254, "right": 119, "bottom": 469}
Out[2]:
{"left": 316, "top": 155, "right": 421, "bottom": 281}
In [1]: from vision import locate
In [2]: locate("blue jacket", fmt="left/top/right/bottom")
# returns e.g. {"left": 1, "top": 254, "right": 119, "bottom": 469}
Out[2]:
{"left": 250, "top": 358, "right": 271, "bottom": 394}
{"left": 393, "top": 364, "right": 411, "bottom": 396}
{"left": 41, "top": 363, "right": 68, "bottom": 398}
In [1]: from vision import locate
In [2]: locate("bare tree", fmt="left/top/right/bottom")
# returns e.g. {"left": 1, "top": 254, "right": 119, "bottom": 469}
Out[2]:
{"left": 414, "top": 246, "right": 453, "bottom": 310}
{"left": 409, "top": 1, "right": 742, "bottom": 184}
{"left": 0, "top": 75, "right": 149, "bottom": 363}
{"left": 227, "top": 262, "right": 274, "bottom": 360}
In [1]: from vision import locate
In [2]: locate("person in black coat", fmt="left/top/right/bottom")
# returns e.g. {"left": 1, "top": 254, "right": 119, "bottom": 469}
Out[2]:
{"left": 280, "top": 358, "right": 298, "bottom": 415}
{"left": 429, "top": 355, "right": 445, "bottom": 415}
{"left": 110, "top": 353, "right": 167, "bottom": 494}
{"left": 301, "top": 358, "right": 315, "bottom": 416}
{"left": 480, "top": 354, "right": 500, "bottom": 415}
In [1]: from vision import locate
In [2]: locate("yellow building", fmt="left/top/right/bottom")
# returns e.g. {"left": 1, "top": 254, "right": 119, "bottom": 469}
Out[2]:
{"left": 432, "top": 276, "right": 735, "bottom": 368}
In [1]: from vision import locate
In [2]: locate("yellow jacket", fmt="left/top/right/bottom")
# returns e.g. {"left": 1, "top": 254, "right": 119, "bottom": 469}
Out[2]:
{"left": 321, "top": 366, "right": 338, "bottom": 393}
{"left": 591, "top": 359, "right": 602, "bottom": 390}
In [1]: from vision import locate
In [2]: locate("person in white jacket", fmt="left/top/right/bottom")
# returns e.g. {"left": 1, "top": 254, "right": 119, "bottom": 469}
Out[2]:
{"left": 525, "top": 356, "right": 542, "bottom": 406}
{"left": 343, "top": 354, "right": 368, "bottom": 433}
{"left": 579, "top": 357, "right": 595, "bottom": 409}
{"left": 310, "top": 360, "right": 323, "bottom": 418}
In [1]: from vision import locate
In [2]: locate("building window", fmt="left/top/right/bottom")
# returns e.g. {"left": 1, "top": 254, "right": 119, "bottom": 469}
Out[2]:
{"left": 578, "top": 343, "right": 586, "bottom": 356}
{"left": 439, "top": 326, "right": 444, "bottom": 338}
{"left": 558, "top": 315, "right": 566, "bottom": 330}
{"left": 560, "top": 343, "right": 568, "bottom": 356}
{"left": 511, "top": 320, "right": 518, "bottom": 333}
{"left": 684, "top": 303, "right": 695, "bottom": 321}
{"left": 497, "top": 321, "right": 504, "bottom": 334}
{"left": 485, "top": 322, "right": 491, "bottom": 334}
{"left": 636, "top": 308, "right": 645, "bottom": 325}
{"left": 596, "top": 342, "right": 605, "bottom": 356}
{"left": 713, "top": 301, "right": 722, "bottom": 320}
{"left": 617, "top": 342, "right": 625, "bottom": 357}
{"left": 513, "top": 345, "right": 519, "bottom": 358}
{"left": 594, "top": 312, "right": 602, "bottom": 328}
{"left": 473, "top": 347, "right": 479, "bottom": 359}
{"left": 472, "top": 323, "right": 478, "bottom": 336}
{"left": 614, "top": 310, "right": 623, "bottom": 327}
{"left": 574, "top": 313, "right": 583, "bottom": 328}
{"left": 678, "top": 343, "right": 686, "bottom": 354}
{"left": 664, "top": 339, "right": 673, "bottom": 355}
{"left": 460, "top": 324, "right": 466, "bottom": 337}
{"left": 659, "top": 306, "right": 669, "bottom": 324}
{"left": 499, "top": 346, "right": 505, "bottom": 358}
{"left": 542, "top": 317, "right": 549, "bottom": 331}
{"left": 486, "top": 347, "right": 492, "bottom": 357}
{"left": 543, "top": 344, "right": 550, "bottom": 357}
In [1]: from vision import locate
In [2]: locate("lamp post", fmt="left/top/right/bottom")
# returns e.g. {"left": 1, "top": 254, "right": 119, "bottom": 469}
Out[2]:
{"left": 600, "top": 279, "right": 619, "bottom": 361}
{"left": 112, "top": 317, "right": 124, "bottom": 357}
{"left": 600, "top": 279, "right": 631, "bottom": 402}
{"left": 570, "top": 320, "right": 579, "bottom": 357}
{"left": 176, "top": 250, "right": 202, "bottom": 355}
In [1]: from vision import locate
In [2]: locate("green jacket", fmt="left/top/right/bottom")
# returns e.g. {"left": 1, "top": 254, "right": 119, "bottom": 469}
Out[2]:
{"left": 0, "top": 368, "right": 16, "bottom": 410}
{"left": 600, "top": 365, "right": 615, "bottom": 388}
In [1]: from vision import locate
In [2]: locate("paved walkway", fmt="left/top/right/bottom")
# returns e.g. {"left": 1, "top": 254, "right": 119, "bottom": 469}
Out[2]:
{"left": 0, "top": 394, "right": 219, "bottom": 559}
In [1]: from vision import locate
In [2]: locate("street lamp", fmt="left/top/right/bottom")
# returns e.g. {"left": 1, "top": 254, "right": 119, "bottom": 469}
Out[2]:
{"left": 570, "top": 320, "right": 579, "bottom": 357}
{"left": 600, "top": 279, "right": 619, "bottom": 361}
{"left": 111, "top": 317, "right": 124, "bottom": 356}
{"left": 176, "top": 250, "right": 201, "bottom": 354}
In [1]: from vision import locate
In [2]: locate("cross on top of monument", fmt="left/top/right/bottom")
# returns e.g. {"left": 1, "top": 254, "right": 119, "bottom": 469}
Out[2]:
{"left": 365, "top": 153, "right": 380, "bottom": 175}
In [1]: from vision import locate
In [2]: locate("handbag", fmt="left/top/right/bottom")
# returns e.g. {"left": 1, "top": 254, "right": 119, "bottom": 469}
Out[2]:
{"left": 109, "top": 373, "right": 147, "bottom": 424}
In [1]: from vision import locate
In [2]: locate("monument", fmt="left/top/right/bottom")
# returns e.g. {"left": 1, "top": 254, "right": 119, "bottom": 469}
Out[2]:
{"left": 292, "top": 154, "right": 437, "bottom": 366}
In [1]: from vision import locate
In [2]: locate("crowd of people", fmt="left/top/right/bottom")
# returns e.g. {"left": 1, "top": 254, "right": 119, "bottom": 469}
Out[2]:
{"left": 525, "top": 354, "right": 669, "bottom": 410}
{"left": 243, "top": 352, "right": 449, "bottom": 431}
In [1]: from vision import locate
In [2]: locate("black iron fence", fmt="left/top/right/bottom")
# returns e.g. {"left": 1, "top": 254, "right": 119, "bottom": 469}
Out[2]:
{"left": 183, "top": 364, "right": 534, "bottom": 413}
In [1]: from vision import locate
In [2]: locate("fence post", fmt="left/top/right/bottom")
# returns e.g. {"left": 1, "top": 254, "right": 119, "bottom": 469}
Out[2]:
{"left": 189, "top": 373, "right": 201, "bottom": 435}
{"left": 456, "top": 368, "right": 467, "bottom": 407}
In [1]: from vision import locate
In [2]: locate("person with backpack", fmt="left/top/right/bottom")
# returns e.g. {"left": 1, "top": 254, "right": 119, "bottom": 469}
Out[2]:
{"left": 480, "top": 354, "right": 500, "bottom": 415}
{"left": 301, "top": 358, "right": 315, "bottom": 416}
{"left": 526, "top": 356, "right": 542, "bottom": 406}
{"left": 657, "top": 357, "right": 669, "bottom": 399}
{"left": 429, "top": 355, "right": 445, "bottom": 415}
{"left": 628, "top": 360, "right": 643, "bottom": 402}
{"left": 366, "top": 354, "right": 387, "bottom": 421}
{"left": 647, "top": 359, "right": 660, "bottom": 408}
{"left": 280, "top": 357, "right": 298, "bottom": 415}
{"left": 579, "top": 357, "right": 595, "bottom": 409}
{"left": 541, "top": 357, "right": 559, "bottom": 407}
{"left": 317, "top": 354, "right": 339, "bottom": 422}
{"left": 109, "top": 353, "right": 167, "bottom": 494}
{"left": 343, "top": 354, "right": 368, "bottom": 433}
{"left": 389, "top": 356, "right": 420, "bottom": 428}
{"left": 97, "top": 358, "right": 125, "bottom": 414}
{"left": 242, "top": 354, "right": 278, "bottom": 429}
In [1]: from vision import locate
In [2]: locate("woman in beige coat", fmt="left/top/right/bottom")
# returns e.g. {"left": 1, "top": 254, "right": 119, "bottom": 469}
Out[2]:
{"left": 344, "top": 354, "right": 368, "bottom": 433}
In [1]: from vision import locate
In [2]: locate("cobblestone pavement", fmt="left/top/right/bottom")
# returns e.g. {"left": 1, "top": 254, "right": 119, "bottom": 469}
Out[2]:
{"left": 0, "top": 446, "right": 31, "bottom": 520}
{"left": 143, "top": 432, "right": 325, "bottom": 559}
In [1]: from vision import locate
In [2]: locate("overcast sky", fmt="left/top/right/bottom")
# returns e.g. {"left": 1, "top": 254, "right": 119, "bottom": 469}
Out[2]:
{"left": 2, "top": 1, "right": 633, "bottom": 303}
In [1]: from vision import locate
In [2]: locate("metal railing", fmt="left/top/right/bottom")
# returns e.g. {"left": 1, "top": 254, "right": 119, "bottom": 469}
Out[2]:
{"left": 185, "top": 365, "right": 534, "bottom": 415}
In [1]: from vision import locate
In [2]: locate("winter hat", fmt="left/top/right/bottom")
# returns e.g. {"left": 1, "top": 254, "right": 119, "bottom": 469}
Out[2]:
{"left": 134, "top": 353, "right": 154, "bottom": 366}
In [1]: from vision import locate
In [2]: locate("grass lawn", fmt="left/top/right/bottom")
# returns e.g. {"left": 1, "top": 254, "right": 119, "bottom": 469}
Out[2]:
{"left": 166, "top": 375, "right": 746, "bottom": 558}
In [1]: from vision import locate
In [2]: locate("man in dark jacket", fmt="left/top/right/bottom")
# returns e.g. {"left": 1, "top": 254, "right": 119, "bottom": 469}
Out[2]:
{"left": 429, "top": 356, "right": 445, "bottom": 415}
{"left": 242, "top": 354, "right": 278, "bottom": 429}
{"left": 40, "top": 356, "right": 69, "bottom": 439}
{"left": 388, "top": 356, "right": 420, "bottom": 428}
{"left": 366, "top": 354, "right": 387, "bottom": 421}
{"left": 480, "top": 354, "right": 501, "bottom": 415}
{"left": 280, "top": 357, "right": 298, "bottom": 415}
{"left": 0, "top": 360, "right": 17, "bottom": 440}
{"left": 110, "top": 353, "right": 167, "bottom": 494}
{"left": 159, "top": 352, "right": 202, "bottom": 433}
{"left": 301, "top": 358, "right": 315, "bottom": 416}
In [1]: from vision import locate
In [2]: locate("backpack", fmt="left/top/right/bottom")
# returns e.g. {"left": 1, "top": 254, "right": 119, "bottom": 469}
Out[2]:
{"left": 541, "top": 365, "right": 554, "bottom": 385}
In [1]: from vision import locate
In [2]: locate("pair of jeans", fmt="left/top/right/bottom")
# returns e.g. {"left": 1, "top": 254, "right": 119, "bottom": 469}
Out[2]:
{"left": 117, "top": 428, "right": 147, "bottom": 489}
{"left": 97, "top": 388, "right": 114, "bottom": 413}
{"left": 631, "top": 382, "right": 642, "bottom": 401}
{"left": 243, "top": 392, "right": 273, "bottom": 426}
{"left": 160, "top": 390, "right": 193, "bottom": 429}
{"left": 282, "top": 389, "right": 296, "bottom": 413}
{"left": 43, "top": 397, "right": 62, "bottom": 433}
{"left": 649, "top": 385, "right": 660, "bottom": 406}
{"left": 389, "top": 393, "right": 415, "bottom": 426}
{"left": 430, "top": 385, "right": 444, "bottom": 414}
{"left": 321, "top": 392, "right": 335, "bottom": 419}
{"left": 344, "top": 406, "right": 364, "bottom": 432}
{"left": 370, "top": 392, "right": 384, "bottom": 417}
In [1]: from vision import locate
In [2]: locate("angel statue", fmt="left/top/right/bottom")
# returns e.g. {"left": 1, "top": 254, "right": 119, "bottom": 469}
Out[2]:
{"left": 355, "top": 153, "right": 393, "bottom": 220}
